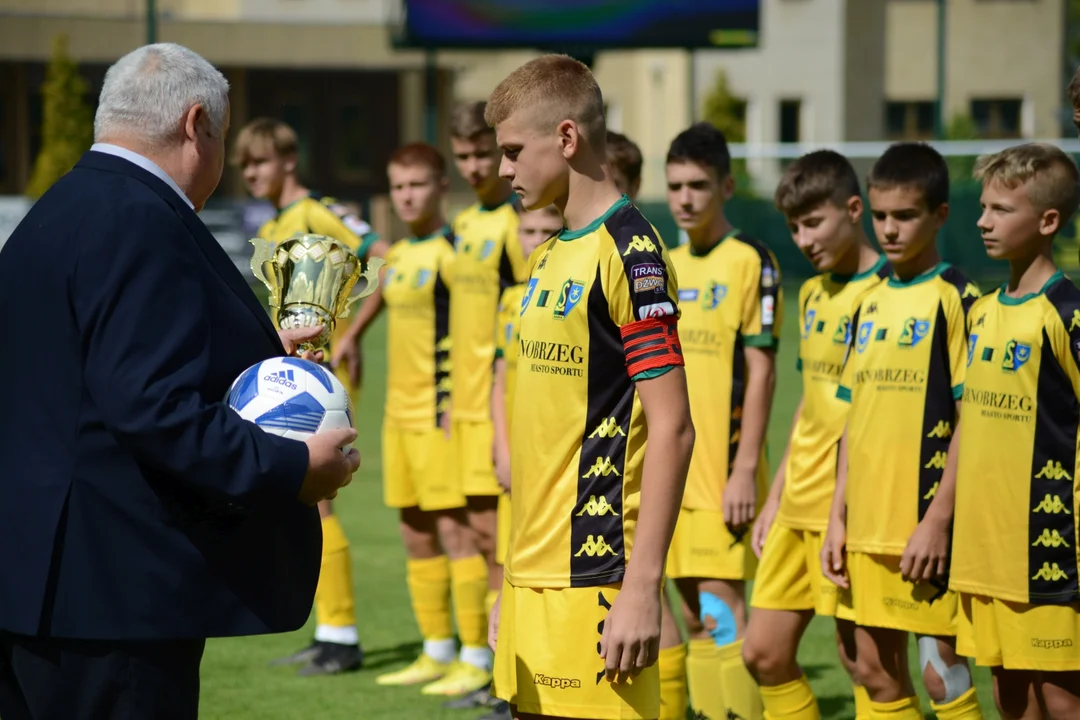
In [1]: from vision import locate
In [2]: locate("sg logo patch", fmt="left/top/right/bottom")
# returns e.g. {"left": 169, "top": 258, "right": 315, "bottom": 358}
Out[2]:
{"left": 553, "top": 279, "right": 586, "bottom": 320}
{"left": 898, "top": 318, "right": 931, "bottom": 347}
{"left": 1001, "top": 339, "right": 1031, "bottom": 373}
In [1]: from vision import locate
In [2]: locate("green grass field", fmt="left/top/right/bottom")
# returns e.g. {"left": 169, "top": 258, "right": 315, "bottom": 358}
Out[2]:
{"left": 198, "top": 288, "right": 996, "bottom": 719}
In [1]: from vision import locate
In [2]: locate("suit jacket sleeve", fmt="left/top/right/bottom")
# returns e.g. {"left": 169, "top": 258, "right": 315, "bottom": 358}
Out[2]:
{"left": 75, "top": 200, "right": 309, "bottom": 500}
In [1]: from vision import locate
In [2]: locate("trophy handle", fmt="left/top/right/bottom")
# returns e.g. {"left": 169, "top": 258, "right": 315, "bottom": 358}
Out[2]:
{"left": 340, "top": 256, "right": 387, "bottom": 319}
{"left": 249, "top": 238, "right": 281, "bottom": 307}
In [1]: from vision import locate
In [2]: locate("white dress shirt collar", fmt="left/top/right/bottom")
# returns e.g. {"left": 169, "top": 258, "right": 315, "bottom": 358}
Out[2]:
{"left": 90, "top": 143, "right": 194, "bottom": 210}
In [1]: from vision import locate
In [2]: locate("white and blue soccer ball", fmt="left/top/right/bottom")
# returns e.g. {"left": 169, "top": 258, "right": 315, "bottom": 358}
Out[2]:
{"left": 226, "top": 357, "right": 354, "bottom": 441}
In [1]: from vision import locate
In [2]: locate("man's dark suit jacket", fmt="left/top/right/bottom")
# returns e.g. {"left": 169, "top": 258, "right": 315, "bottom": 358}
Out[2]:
{"left": 0, "top": 151, "right": 321, "bottom": 640}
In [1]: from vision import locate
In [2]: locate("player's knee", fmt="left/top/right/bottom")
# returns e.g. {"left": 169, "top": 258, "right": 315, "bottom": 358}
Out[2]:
{"left": 917, "top": 636, "right": 971, "bottom": 704}
{"left": 741, "top": 632, "right": 787, "bottom": 680}
{"left": 699, "top": 591, "right": 738, "bottom": 647}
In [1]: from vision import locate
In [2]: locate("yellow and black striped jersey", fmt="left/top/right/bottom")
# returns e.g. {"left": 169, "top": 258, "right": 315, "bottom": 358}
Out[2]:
{"left": 382, "top": 227, "right": 454, "bottom": 430}
{"left": 495, "top": 283, "right": 527, "bottom": 417}
{"left": 449, "top": 199, "right": 528, "bottom": 421}
{"left": 256, "top": 192, "right": 380, "bottom": 257}
{"left": 669, "top": 232, "right": 783, "bottom": 511}
{"left": 838, "top": 263, "right": 980, "bottom": 555}
{"left": 951, "top": 273, "right": 1080, "bottom": 605}
{"left": 777, "top": 257, "right": 890, "bottom": 531}
{"left": 506, "top": 196, "right": 684, "bottom": 589}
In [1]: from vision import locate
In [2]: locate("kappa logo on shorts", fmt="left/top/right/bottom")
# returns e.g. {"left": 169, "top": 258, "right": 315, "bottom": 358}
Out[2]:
{"left": 533, "top": 673, "right": 581, "bottom": 690}
{"left": 1031, "top": 637, "right": 1074, "bottom": 649}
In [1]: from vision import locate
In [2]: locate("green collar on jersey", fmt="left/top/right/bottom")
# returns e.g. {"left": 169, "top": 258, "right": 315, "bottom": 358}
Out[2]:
{"left": 997, "top": 270, "right": 1065, "bottom": 305}
{"left": 887, "top": 261, "right": 948, "bottom": 288}
{"left": 831, "top": 254, "right": 887, "bottom": 284}
{"left": 558, "top": 195, "right": 630, "bottom": 241}
{"left": 689, "top": 228, "right": 741, "bottom": 257}
{"left": 409, "top": 224, "right": 450, "bottom": 244}
{"left": 478, "top": 193, "right": 517, "bottom": 213}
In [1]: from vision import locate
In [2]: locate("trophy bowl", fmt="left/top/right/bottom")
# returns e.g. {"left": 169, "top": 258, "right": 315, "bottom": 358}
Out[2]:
{"left": 250, "top": 233, "right": 385, "bottom": 353}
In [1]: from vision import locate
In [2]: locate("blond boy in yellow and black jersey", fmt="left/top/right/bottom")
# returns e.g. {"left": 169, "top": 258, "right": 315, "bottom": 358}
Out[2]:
{"left": 950, "top": 143, "right": 1080, "bottom": 719}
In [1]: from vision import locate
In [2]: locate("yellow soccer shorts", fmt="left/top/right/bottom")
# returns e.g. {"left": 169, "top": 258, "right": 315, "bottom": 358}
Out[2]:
{"left": 957, "top": 592, "right": 1080, "bottom": 671}
{"left": 666, "top": 507, "right": 756, "bottom": 580}
{"left": 493, "top": 579, "right": 660, "bottom": 719}
{"left": 382, "top": 425, "right": 464, "bottom": 511}
{"left": 848, "top": 552, "right": 957, "bottom": 636}
{"left": 496, "top": 492, "right": 511, "bottom": 566}
{"left": 751, "top": 523, "right": 854, "bottom": 620}
{"left": 452, "top": 419, "right": 501, "bottom": 497}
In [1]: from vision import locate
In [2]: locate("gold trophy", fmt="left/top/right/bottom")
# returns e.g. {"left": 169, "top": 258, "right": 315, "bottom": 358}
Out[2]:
{"left": 250, "top": 233, "right": 385, "bottom": 354}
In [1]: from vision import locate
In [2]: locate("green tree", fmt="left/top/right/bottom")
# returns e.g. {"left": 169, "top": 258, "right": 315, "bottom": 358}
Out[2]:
{"left": 944, "top": 113, "right": 979, "bottom": 185}
{"left": 25, "top": 34, "right": 94, "bottom": 199}
{"left": 700, "top": 68, "right": 754, "bottom": 195}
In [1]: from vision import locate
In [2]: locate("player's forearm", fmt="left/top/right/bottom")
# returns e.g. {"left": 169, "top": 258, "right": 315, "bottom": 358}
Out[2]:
{"left": 625, "top": 372, "right": 695, "bottom": 590}
{"left": 829, "top": 426, "right": 850, "bottom": 524}
{"left": 731, "top": 349, "right": 776, "bottom": 473}
{"left": 925, "top": 406, "right": 962, "bottom": 525}
{"left": 491, "top": 361, "right": 510, "bottom": 460}
{"left": 343, "top": 285, "right": 385, "bottom": 340}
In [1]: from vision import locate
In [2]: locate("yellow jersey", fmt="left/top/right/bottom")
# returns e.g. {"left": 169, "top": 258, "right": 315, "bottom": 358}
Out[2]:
{"left": 669, "top": 232, "right": 783, "bottom": 511}
{"left": 449, "top": 198, "right": 528, "bottom": 421}
{"left": 506, "top": 196, "right": 683, "bottom": 589}
{"left": 381, "top": 227, "right": 455, "bottom": 430}
{"left": 838, "top": 263, "right": 980, "bottom": 555}
{"left": 777, "top": 257, "right": 891, "bottom": 531}
{"left": 495, "top": 283, "right": 527, "bottom": 417}
{"left": 256, "top": 192, "right": 380, "bottom": 257}
{"left": 951, "top": 273, "right": 1080, "bottom": 605}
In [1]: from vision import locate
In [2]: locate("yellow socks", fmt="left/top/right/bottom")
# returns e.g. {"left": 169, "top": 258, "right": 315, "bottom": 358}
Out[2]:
{"left": 854, "top": 684, "right": 872, "bottom": 720}
{"left": 687, "top": 638, "right": 724, "bottom": 718}
{"left": 930, "top": 687, "right": 983, "bottom": 719}
{"left": 406, "top": 556, "right": 453, "bottom": 644}
{"left": 719, "top": 639, "right": 763, "bottom": 720}
{"left": 759, "top": 677, "right": 821, "bottom": 720}
{"left": 658, "top": 643, "right": 688, "bottom": 720}
{"left": 868, "top": 696, "right": 923, "bottom": 719}
{"left": 314, "top": 514, "right": 358, "bottom": 644}
{"left": 450, "top": 555, "right": 489, "bottom": 655}
{"left": 485, "top": 588, "right": 500, "bottom": 616}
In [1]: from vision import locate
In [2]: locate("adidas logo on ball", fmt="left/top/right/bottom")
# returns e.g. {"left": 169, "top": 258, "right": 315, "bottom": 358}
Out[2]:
{"left": 263, "top": 369, "right": 298, "bottom": 390}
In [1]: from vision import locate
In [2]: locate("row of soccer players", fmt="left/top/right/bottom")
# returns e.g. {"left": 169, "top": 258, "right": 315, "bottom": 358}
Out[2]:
{"left": 233, "top": 57, "right": 1080, "bottom": 720}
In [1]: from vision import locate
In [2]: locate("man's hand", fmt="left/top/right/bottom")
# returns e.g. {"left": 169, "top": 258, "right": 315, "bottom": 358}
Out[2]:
{"left": 279, "top": 326, "right": 325, "bottom": 363}
{"left": 751, "top": 491, "right": 780, "bottom": 558}
{"left": 299, "top": 427, "right": 360, "bottom": 505}
{"left": 494, "top": 445, "right": 511, "bottom": 494}
{"left": 330, "top": 333, "right": 362, "bottom": 387}
{"left": 488, "top": 590, "right": 502, "bottom": 653}
{"left": 820, "top": 515, "right": 849, "bottom": 589}
{"left": 599, "top": 583, "right": 660, "bottom": 683}
{"left": 900, "top": 515, "right": 950, "bottom": 582}
{"left": 723, "top": 467, "right": 757, "bottom": 532}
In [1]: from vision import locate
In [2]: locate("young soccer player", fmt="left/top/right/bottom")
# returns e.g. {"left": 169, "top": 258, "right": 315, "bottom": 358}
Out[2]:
{"left": 822, "top": 142, "right": 984, "bottom": 719}
{"left": 235, "top": 117, "right": 388, "bottom": 676}
{"left": 742, "top": 150, "right": 887, "bottom": 720}
{"left": 951, "top": 143, "right": 1080, "bottom": 720}
{"left": 371, "top": 142, "right": 496, "bottom": 696}
{"left": 607, "top": 128, "right": 689, "bottom": 720}
{"left": 663, "top": 122, "right": 779, "bottom": 720}
{"left": 486, "top": 54, "right": 696, "bottom": 720}
{"left": 607, "top": 131, "right": 643, "bottom": 201}
{"left": 1068, "top": 69, "right": 1080, "bottom": 138}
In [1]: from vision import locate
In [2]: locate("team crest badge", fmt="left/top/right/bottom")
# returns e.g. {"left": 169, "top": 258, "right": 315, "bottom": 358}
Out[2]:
{"left": 520, "top": 278, "right": 538, "bottom": 316}
{"left": 898, "top": 318, "right": 931, "bottom": 347}
{"left": 802, "top": 310, "right": 817, "bottom": 340}
{"left": 968, "top": 334, "right": 978, "bottom": 367}
{"left": 479, "top": 239, "right": 496, "bottom": 260}
{"left": 856, "top": 321, "right": 874, "bottom": 353}
{"left": 414, "top": 269, "right": 431, "bottom": 288}
{"left": 553, "top": 279, "right": 586, "bottom": 320}
{"left": 701, "top": 283, "right": 727, "bottom": 311}
{"left": 1001, "top": 339, "right": 1031, "bottom": 373}
{"left": 832, "top": 315, "right": 851, "bottom": 345}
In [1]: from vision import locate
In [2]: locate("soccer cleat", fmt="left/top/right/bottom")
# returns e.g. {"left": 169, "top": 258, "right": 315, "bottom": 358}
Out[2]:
{"left": 375, "top": 654, "right": 453, "bottom": 686}
{"left": 478, "top": 700, "right": 512, "bottom": 720}
{"left": 442, "top": 686, "right": 499, "bottom": 709}
{"left": 268, "top": 639, "right": 321, "bottom": 666}
{"left": 295, "top": 642, "right": 363, "bottom": 676}
{"left": 421, "top": 661, "right": 493, "bottom": 696}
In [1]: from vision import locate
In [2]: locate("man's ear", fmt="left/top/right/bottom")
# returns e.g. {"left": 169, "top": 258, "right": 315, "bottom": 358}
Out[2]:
{"left": 183, "top": 104, "right": 205, "bottom": 144}
{"left": 557, "top": 119, "right": 581, "bottom": 160}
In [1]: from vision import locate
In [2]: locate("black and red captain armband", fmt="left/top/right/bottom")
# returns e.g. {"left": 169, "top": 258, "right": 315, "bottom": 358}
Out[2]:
{"left": 620, "top": 315, "right": 684, "bottom": 378}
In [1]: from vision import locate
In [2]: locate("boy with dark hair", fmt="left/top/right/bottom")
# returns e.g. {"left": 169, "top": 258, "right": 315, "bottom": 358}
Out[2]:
{"left": 952, "top": 142, "right": 1080, "bottom": 720}
{"left": 822, "top": 143, "right": 984, "bottom": 719}
{"left": 607, "top": 131, "right": 643, "bottom": 201}
{"left": 235, "top": 117, "right": 389, "bottom": 676}
{"left": 664, "top": 121, "right": 781, "bottom": 720}
{"left": 742, "top": 150, "right": 885, "bottom": 720}
{"left": 486, "top": 54, "right": 696, "bottom": 720}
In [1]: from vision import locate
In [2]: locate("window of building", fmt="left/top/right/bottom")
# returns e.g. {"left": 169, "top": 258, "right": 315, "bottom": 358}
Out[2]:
{"left": 277, "top": 103, "right": 312, "bottom": 178}
{"left": 885, "top": 100, "right": 935, "bottom": 140}
{"left": 970, "top": 98, "right": 1022, "bottom": 138}
{"left": 779, "top": 100, "right": 801, "bottom": 143}
{"left": 334, "top": 101, "right": 372, "bottom": 182}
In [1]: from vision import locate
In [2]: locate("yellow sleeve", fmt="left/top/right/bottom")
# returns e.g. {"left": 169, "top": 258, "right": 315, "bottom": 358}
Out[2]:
{"left": 945, "top": 284, "right": 978, "bottom": 401}
{"left": 304, "top": 202, "right": 365, "bottom": 254}
{"left": 795, "top": 278, "right": 814, "bottom": 372}
{"left": 1047, "top": 280, "right": 1080, "bottom": 398}
{"left": 741, "top": 246, "right": 783, "bottom": 348}
{"left": 603, "top": 232, "right": 679, "bottom": 328}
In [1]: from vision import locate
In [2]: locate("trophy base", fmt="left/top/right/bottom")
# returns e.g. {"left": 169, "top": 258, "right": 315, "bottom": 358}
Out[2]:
{"left": 279, "top": 306, "right": 334, "bottom": 352}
